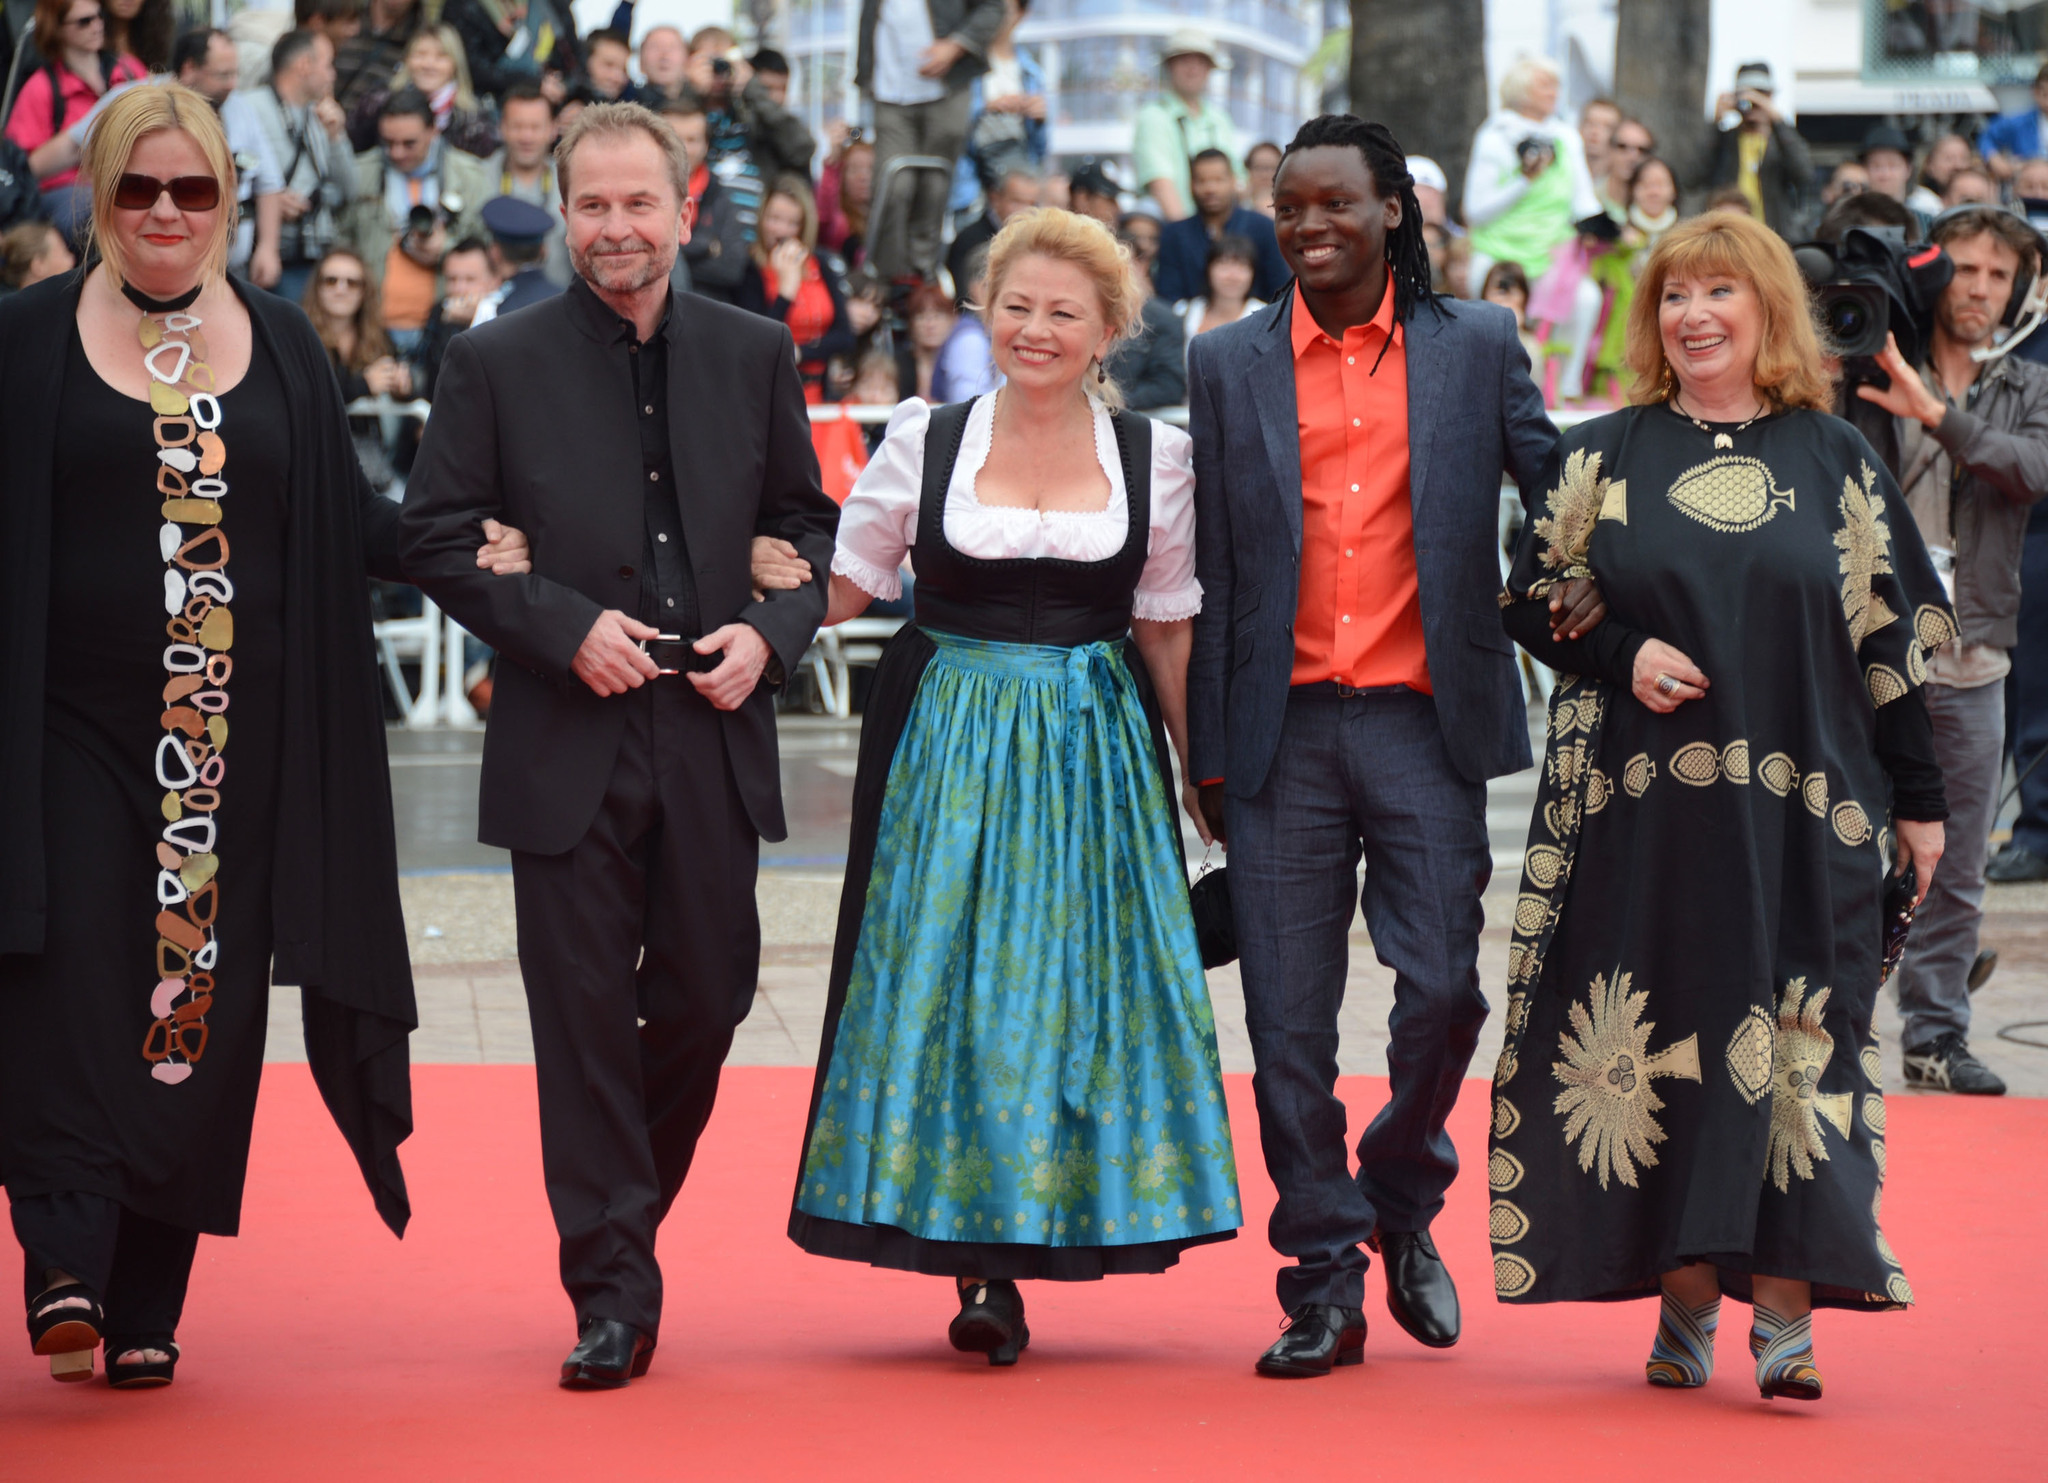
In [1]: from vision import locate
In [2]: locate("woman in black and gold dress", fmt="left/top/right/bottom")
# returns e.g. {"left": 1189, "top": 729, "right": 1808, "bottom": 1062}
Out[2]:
{"left": 0, "top": 84, "right": 524, "bottom": 1389}
{"left": 1493, "top": 212, "right": 1952, "bottom": 1401}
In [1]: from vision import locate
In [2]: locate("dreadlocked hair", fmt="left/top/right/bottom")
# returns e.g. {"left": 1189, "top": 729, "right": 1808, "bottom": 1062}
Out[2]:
{"left": 1280, "top": 114, "right": 1447, "bottom": 326}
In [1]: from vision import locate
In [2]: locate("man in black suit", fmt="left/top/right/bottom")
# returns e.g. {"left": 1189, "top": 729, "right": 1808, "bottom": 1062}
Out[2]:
{"left": 1154, "top": 147, "right": 1290, "bottom": 303}
{"left": 399, "top": 102, "right": 837, "bottom": 1389}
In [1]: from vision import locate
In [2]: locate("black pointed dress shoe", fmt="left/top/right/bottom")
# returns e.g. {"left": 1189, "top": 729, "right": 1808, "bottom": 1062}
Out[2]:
{"left": 1372, "top": 1229, "right": 1461, "bottom": 1347}
{"left": 560, "top": 1318, "right": 655, "bottom": 1389}
{"left": 1255, "top": 1303, "right": 1366, "bottom": 1378}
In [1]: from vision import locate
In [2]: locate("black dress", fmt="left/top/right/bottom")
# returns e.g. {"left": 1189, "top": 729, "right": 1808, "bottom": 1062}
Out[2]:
{"left": 1490, "top": 404, "right": 1953, "bottom": 1312}
{"left": 0, "top": 325, "right": 287, "bottom": 1239}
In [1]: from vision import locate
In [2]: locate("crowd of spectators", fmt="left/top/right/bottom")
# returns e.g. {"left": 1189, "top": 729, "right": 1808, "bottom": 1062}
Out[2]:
{"left": 18, "top": 4, "right": 2048, "bottom": 436}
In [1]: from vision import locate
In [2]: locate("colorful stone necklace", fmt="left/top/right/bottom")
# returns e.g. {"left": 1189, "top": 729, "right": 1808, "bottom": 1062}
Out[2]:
{"left": 131, "top": 280, "right": 233, "bottom": 1087}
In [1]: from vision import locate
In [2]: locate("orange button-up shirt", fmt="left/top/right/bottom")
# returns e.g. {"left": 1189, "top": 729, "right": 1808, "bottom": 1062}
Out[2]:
{"left": 1289, "top": 282, "right": 1431, "bottom": 693}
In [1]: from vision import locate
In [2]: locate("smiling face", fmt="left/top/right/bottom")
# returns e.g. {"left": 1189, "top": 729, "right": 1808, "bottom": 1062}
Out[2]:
{"left": 1658, "top": 270, "right": 1764, "bottom": 407}
{"left": 406, "top": 35, "right": 455, "bottom": 94}
{"left": 1272, "top": 144, "right": 1396, "bottom": 298}
{"left": 563, "top": 132, "right": 688, "bottom": 294}
{"left": 111, "top": 128, "right": 222, "bottom": 290}
{"left": 989, "top": 253, "right": 1115, "bottom": 396}
{"left": 1937, "top": 230, "right": 2023, "bottom": 348}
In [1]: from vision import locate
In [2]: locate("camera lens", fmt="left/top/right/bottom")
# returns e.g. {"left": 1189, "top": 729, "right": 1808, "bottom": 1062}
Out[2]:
{"left": 1828, "top": 299, "right": 1866, "bottom": 342}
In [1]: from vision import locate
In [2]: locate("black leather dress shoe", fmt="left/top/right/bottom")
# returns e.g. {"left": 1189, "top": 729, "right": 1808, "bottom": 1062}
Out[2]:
{"left": 1255, "top": 1303, "right": 1366, "bottom": 1378}
{"left": 1986, "top": 842, "right": 2048, "bottom": 882}
{"left": 560, "top": 1318, "right": 655, "bottom": 1389}
{"left": 1373, "top": 1229, "right": 1460, "bottom": 1348}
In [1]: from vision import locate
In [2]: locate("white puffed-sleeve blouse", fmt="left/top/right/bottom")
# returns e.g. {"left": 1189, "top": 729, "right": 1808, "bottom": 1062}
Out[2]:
{"left": 830, "top": 396, "right": 1203, "bottom": 623}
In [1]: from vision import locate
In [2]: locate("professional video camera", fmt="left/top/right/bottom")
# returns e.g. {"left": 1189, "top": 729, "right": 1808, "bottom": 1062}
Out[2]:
{"left": 1793, "top": 227, "right": 1952, "bottom": 391}
{"left": 1798, "top": 207, "right": 2048, "bottom": 389}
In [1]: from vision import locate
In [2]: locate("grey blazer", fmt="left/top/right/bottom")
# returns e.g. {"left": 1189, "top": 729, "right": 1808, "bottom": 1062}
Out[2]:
{"left": 1187, "top": 293, "right": 1557, "bottom": 796}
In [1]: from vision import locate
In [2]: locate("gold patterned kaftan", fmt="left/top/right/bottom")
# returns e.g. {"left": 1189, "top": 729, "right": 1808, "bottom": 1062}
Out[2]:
{"left": 1490, "top": 404, "right": 1953, "bottom": 1311}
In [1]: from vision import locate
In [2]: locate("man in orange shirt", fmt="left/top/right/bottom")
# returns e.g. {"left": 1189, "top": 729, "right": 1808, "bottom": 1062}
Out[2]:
{"left": 1187, "top": 115, "right": 1600, "bottom": 1377}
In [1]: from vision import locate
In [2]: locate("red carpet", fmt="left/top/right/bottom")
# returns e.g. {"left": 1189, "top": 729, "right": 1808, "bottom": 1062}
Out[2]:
{"left": 3, "top": 1065, "right": 2041, "bottom": 1481}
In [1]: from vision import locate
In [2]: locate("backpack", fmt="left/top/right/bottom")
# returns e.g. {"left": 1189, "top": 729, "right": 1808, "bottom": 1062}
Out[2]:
{"left": 0, "top": 135, "right": 39, "bottom": 230}
{"left": 45, "top": 50, "right": 126, "bottom": 134}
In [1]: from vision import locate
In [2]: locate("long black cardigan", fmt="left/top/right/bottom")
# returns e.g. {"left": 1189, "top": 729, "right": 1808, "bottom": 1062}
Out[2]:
{"left": 0, "top": 274, "right": 417, "bottom": 1236}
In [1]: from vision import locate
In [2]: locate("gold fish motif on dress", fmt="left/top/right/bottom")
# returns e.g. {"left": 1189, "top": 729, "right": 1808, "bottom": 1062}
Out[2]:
{"left": 1666, "top": 455, "right": 1795, "bottom": 533}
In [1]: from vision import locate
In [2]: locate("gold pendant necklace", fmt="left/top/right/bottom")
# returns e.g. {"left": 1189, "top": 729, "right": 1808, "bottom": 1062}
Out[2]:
{"left": 1671, "top": 393, "right": 1766, "bottom": 450}
{"left": 135, "top": 287, "right": 233, "bottom": 1088}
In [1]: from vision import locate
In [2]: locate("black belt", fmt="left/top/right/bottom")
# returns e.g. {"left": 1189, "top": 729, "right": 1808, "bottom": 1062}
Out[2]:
{"left": 638, "top": 634, "right": 722, "bottom": 675}
{"left": 1291, "top": 680, "right": 1417, "bottom": 700}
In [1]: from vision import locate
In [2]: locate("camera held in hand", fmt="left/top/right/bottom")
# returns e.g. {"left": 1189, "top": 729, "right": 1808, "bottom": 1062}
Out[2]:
{"left": 406, "top": 192, "right": 465, "bottom": 240}
{"left": 1515, "top": 136, "right": 1551, "bottom": 172}
{"left": 1793, "top": 227, "right": 1951, "bottom": 390}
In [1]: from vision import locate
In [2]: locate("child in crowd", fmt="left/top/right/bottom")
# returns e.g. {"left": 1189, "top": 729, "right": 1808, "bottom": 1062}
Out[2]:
{"left": 1482, "top": 260, "right": 1544, "bottom": 372}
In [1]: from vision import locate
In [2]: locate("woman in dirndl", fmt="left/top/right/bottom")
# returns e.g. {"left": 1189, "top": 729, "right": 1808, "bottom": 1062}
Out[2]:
{"left": 774, "top": 208, "right": 1240, "bottom": 1364}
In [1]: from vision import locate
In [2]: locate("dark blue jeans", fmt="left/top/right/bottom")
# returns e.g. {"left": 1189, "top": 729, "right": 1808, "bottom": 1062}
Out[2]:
{"left": 1226, "top": 686, "right": 1492, "bottom": 1312}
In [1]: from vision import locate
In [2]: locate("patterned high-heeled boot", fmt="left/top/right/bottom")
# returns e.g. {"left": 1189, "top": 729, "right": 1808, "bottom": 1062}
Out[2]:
{"left": 1645, "top": 1290, "right": 1720, "bottom": 1388}
{"left": 1751, "top": 1304, "right": 1822, "bottom": 1401}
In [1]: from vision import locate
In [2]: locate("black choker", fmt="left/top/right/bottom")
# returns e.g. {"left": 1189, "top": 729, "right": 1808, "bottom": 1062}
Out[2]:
{"left": 120, "top": 281, "right": 203, "bottom": 314}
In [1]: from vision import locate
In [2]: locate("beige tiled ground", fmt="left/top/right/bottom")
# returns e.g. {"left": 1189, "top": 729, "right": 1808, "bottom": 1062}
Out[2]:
{"left": 263, "top": 869, "right": 2048, "bottom": 1097}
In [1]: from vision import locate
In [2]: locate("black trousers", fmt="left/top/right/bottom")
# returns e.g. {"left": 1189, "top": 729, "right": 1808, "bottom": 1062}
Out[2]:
{"left": 510, "top": 679, "right": 758, "bottom": 1339}
{"left": 12, "top": 1191, "right": 199, "bottom": 1341}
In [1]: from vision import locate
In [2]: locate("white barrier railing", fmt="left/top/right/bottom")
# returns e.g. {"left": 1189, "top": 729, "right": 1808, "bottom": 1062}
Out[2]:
{"left": 356, "top": 390, "right": 1597, "bottom": 727}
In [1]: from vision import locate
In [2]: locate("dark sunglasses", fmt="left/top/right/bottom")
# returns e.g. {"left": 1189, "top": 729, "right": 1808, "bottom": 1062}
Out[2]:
{"left": 65, "top": 9, "right": 103, "bottom": 26}
{"left": 114, "top": 173, "right": 222, "bottom": 211}
{"left": 1611, "top": 139, "right": 1649, "bottom": 153}
{"left": 319, "top": 273, "right": 365, "bottom": 288}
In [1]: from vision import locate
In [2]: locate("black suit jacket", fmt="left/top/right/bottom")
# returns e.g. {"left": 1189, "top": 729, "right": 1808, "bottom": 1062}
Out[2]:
{"left": 399, "top": 284, "right": 838, "bottom": 855}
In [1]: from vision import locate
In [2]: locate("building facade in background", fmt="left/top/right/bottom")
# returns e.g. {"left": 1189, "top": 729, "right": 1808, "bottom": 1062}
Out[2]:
{"left": 771, "top": 0, "right": 2048, "bottom": 195}
{"left": 784, "top": 0, "right": 1323, "bottom": 174}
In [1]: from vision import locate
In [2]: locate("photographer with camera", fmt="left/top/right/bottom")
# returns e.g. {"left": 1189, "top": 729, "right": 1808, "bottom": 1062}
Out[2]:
{"left": 1851, "top": 206, "right": 2048, "bottom": 1097}
{"left": 1705, "top": 61, "right": 1812, "bottom": 240}
{"left": 243, "top": 27, "right": 356, "bottom": 304}
{"left": 1462, "top": 55, "right": 1598, "bottom": 297}
{"left": 341, "top": 85, "right": 488, "bottom": 351}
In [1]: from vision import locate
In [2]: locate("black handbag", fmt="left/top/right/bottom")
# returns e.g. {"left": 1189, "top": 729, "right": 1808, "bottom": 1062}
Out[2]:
{"left": 1189, "top": 851, "right": 1236, "bottom": 969}
{"left": 1880, "top": 854, "right": 1919, "bottom": 985}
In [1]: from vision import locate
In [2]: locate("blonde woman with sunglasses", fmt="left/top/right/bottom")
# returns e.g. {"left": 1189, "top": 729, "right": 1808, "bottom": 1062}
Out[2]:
{"left": 0, "top": 83, "right": 528, "bottom": 1389}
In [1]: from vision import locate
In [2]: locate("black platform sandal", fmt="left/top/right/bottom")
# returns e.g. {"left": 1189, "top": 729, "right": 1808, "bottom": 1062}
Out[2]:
{"left": 105, "top": 1335, "right": 179, "bottom": 1389}
{"left": 948, "top": 1279, "right": 1030, "bottom": 1367}
{"left": 28, "top": 1282, "right": 104, "bottom": 1383}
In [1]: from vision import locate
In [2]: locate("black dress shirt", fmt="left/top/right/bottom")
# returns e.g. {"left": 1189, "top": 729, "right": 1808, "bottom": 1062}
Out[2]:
{"left": 567, "top": 279, "right": 701, "bottom": 637}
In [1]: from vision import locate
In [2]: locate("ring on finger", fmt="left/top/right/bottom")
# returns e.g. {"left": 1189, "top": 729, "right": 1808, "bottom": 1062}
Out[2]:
{"left": 1655, "top": 674, "right": 1679, "bottom": 697}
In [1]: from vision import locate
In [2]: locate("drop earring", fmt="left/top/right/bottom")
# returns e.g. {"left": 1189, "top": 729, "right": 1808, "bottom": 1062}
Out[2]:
{"left": 1096, "top": 359, "right": 1107, "bottom": 384}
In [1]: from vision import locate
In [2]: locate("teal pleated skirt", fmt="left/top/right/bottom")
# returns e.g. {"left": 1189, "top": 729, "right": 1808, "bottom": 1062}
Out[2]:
{"left": 795, "top": 632, "right": 1240, "bottom": 1264}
